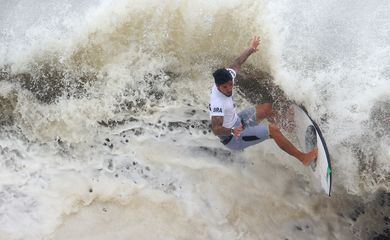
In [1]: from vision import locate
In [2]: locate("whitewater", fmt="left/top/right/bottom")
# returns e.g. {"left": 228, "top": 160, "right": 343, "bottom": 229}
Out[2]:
{"left": 0, "top": 0, "right": 389, "bottom": 239}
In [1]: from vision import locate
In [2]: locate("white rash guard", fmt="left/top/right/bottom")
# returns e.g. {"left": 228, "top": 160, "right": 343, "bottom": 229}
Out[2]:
{"left": 209, "top": 68, "right": 238, "bottom": 128}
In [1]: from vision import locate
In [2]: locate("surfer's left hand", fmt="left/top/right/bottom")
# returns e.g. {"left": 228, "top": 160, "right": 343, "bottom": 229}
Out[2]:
{"left": 233, "top": 124, "right": 244, "bottom": 138}
{"left": 250, "top": 36, "right": 260, "bottom": 52}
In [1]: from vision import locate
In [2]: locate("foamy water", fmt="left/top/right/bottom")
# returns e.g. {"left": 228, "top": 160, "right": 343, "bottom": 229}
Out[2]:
{"left": 0, "top": 0, "right": 389, "bottom": 239}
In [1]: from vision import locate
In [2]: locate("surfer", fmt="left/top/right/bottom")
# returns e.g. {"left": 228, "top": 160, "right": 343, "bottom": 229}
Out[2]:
{"left": 209, "top": 36, "right": 317, "bottom": 166}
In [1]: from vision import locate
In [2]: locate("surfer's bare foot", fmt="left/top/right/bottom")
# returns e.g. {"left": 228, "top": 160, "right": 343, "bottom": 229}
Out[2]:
{"left": 301, "top": 148, "right": 318, "bottom": 166}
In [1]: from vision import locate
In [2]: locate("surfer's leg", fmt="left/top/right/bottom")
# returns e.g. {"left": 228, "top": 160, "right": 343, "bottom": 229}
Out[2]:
{"left": 256, "top": 103, "right": 296, "bottom": 131}
{"left": 255, "top": 103, "right": 273, "bottom": 122}
{"left": 269, "top": 123, "right": 318, "bottom": 166}
{"left": 224, "top": 124, "right": 269, "bottom": 150}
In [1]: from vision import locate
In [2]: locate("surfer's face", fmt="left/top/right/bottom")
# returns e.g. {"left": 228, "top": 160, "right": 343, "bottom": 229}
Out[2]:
{"left": 217, "top": 80, "right": 233, "bottom": 97}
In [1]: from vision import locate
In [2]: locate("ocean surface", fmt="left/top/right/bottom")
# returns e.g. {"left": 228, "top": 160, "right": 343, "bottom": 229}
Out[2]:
{"left": 0, "top": 0, "right": 389, "bottom": 239}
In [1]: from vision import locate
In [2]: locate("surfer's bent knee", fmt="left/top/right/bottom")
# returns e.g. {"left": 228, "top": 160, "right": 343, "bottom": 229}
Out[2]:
{"left": 255, "top": 103, "right": 273, "bottom": 121}
{"left": 256, "top": 102, "right": 272, "bottom": 113}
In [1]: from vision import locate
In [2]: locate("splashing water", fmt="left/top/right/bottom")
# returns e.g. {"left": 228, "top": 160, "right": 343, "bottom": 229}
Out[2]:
{"left": 0, "top": 0, "right": 389, "bottom": 239}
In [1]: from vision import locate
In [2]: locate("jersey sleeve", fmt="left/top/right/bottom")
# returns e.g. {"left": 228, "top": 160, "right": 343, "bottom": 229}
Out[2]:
{"left": 209, "top": 99, "right": 224, "bottom": 117}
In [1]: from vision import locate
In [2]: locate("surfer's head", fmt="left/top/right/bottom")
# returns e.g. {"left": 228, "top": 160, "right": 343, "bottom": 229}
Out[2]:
{"left": 213, "top": 68, "right": 233, "bottom": 97}
{"left": 213, "top": 68, "right": 233, "bottom": 85}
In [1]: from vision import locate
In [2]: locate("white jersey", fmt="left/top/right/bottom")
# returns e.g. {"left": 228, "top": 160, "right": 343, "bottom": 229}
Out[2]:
{"left": 209, "top": 68, "right": 238, "bottom": 128}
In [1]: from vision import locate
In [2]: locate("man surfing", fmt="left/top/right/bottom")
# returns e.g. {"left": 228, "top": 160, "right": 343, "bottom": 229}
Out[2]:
{"left": 209, "top": 36, "right": 317, "bottom": 166}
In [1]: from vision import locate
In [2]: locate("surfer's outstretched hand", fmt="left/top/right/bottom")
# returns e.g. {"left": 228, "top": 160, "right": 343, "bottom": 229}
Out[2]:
{"left": 250, "top": 36, "right": 260, "bottom": 52}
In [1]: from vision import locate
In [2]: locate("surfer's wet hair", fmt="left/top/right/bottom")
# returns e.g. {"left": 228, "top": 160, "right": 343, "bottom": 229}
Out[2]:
{"left": 213, "top": 68, "right": 233, "bottom": 86}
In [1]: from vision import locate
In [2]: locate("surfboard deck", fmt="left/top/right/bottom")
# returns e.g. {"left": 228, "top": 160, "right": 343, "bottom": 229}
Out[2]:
{"left": 291, "top": 104, "right": 332, "bottom": 196}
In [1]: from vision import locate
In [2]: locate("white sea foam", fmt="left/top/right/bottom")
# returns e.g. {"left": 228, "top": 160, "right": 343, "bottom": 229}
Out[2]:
{"left": 0, "top": 0, "right": 389, "bottom": 239}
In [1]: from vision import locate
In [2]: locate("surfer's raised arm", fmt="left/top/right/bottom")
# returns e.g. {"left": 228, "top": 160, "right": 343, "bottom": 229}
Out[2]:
{"left": 228, "top": 36, "right": 260, "bottom": 73}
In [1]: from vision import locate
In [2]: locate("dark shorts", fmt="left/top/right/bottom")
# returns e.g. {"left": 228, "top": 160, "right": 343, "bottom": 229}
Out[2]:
{"left": 221, "top": 108, "right": 270, "bottom": 151}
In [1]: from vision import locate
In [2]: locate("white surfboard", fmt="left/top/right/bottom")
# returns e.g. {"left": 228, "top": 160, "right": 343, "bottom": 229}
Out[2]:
{"left": 292, "top": 104, "right": 332, "bottom": 196}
